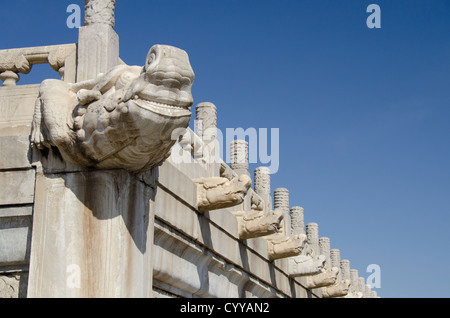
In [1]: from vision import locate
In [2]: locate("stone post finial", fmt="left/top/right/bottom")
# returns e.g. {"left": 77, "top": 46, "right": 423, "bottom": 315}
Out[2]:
{"left": 254, "top": 167, "right": 270, "bottom": 195}
{"left": 273, "top": 188, "right": 289, "bottom": 212}
{"left": 349, "top": 269, "right": 359, "bottom": 294}
{"left": 85, "top": 0, "right": 116, "bottom": 28}
{"left": 290, "top": 206, "right": 305, "bottom": 235}
{"left": 254, "top": 167, "right": 272, "bottom": 211}
{"left": 195, "top": 102, "right": 217, "bottom": 143}
{"left": 306, "top": 223, "right": 319, "bottom": 256}
{"left": 230, "top": 140, "right": 249, "bottom": 176}
{"left": 0, "top": 71, "right": 20, "bottom": 87}
{"left": 358, "top": 277, "right": 366, "bottom": 296}
{"left": 319, "top": 237, "right": 331, "bottom": 269}
{"left": 330, "top": 249, "right": 342, "bottom": 280}
{"left": 340, "top": 260, "right": 351, "bottom": 282}
{"left": 274, "top": 188, "right": 290, "bottom": 236}
{"left": 195, "top": 102, "right": 218, "bottom": 167}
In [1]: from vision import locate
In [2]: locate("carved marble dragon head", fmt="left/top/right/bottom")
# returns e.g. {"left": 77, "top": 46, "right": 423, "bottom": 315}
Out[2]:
{"left": 31, "top": 44, "right": 195, "bottom": 172}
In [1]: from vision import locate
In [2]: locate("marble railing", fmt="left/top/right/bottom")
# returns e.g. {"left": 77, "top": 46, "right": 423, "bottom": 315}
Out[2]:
{"left": 0, "top": 44, "right": 77, "bottom": 86}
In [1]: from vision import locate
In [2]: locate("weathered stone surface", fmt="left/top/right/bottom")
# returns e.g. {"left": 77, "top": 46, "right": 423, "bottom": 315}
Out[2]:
{"left": 237, "top": 208, "right": 283, "bottom": 240}
{"left": 153, "top": 162, "right": 315, "bottom": 297}
{"left": 28, "top": 170, "right": 156, "bottom": 297}
{"left": 254, "top": 167, "right": 272, "bottom": 212}
{"left": 77, "top": 24, "right": 119, "bottom": 82}
{"left": 230, "top": 140, "right": 250, "bottom": 177}
{"left": 0, "top": 206, "right": 33, "bottom": 218}
{"left": 0, "top": 209, "right": 32, "bottom": 266}
{"left": 0, "top": 170, "right": 35, "bottom": 205}
{"left": 0, "top": 85, "right": 39, "bottom": 136}
{"left": 194, "top": 175, "right": 251, "bottom": 212}
{"left": 0, "top": 44, "right": 77, "bottom": 85}
{"left": 84, "top": 0, "right": 116, "bottom": 28}
{"left": 321, "top": 279, "right": 351, "bottom": 298}
{"left": 0, "top": 135, "right": 31, "bottom": 169}
{"left": 303, "top": 267, "right": 339, "bottom": 289}
{"left": 0, "top": 273, "right": 28, "bottom": 298}
{"left": 289, "top": 254, "right": 326, "bottom": 277}
{"left": 267, "top": 234, "right": 307, "bottom": 260}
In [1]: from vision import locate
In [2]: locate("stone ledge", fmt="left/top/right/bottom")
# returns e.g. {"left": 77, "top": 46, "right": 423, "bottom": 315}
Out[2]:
{"left": 155, "top": 161, "right": 313, "bottom": 297}
{"left": 153, "top": 220, "right": 289, "bottom": 298}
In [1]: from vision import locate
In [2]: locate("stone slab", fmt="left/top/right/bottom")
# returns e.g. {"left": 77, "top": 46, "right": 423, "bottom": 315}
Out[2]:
{"left": 0, "top": 85, "right": 39, "bottom": 136}
{"left": 0, "top": 170, "right": 35, "bottom": 205}
{"left": 0, "top": 214, "right": 32, "bottom": 266}
{"left": 28, "top": 170, "right": 156, "bottom": 298}
{"left": 0, "top": 206, "right": 33, "bottom": 218}
{"left": 77, "top": 25, "right": 119, "bottom": 81}
{"left": 0, "top": 273, "right": 28, "bottom": 298}
{"left": 0, "top": 135, "right": 31, "bottom": 169}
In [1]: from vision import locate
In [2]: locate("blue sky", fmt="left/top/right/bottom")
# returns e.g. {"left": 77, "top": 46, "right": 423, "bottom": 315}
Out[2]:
{"left": 2, "top": 0, "right": 450, "bottom": 298}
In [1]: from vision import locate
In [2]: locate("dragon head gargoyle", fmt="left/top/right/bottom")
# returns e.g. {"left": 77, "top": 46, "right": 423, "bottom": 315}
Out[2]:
{"left": 31, "top": 44, "right": 195, "bottom": 172}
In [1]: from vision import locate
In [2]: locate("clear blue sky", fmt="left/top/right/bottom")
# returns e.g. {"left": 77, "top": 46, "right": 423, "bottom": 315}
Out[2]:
{"left": 2, "top": 0, "right": 450, "bottom": 298}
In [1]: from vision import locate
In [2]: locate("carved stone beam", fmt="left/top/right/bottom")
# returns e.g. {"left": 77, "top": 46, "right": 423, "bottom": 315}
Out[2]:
{"left": 194, "top": 175, "right": 252, "bottom": 212}
{"left": 289, "top": 254, "right": 326, "bottom": 277}
{"left": 303, "top": 267, "right": 339, "bottom": 289}
{"left": 0, "top": 44, "right": 77, "bottom": 86}
{"left": 237, "top": 208, "right": 283, "bottom": 240}
{"left": 321, "top": 279, "right": 351, "bottom": 298}
{"left": 267, "top": 234, "right": 307, "bottom": 261}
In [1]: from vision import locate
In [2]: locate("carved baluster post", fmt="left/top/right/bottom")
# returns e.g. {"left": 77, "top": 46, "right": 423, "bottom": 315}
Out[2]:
{"left": 254, "top": 167, "right": 272, "bottom": 212}
{"left": 306, "top": 223, "right": 319, "bottom": 256}
{"left": 340, "top": 260, "right": 351, "bottom": 283}
{"left": 364, "top": 284, "right": 372, "bottom": 298}
{"left": 288, "top": 207, "right": 326, "bottom": 277}
{"left": 273, "top": 188, "right": 290, "bottom": 236}
{"left": 319, "top": 237, "right": 331, "bottom": 270}
{"left": 358, "top": 277, "right": 366, "bottom": 297}
{"left": 195, "top": 102, "right": 219, "bottom": 175}
{"left": 290, "top": 206, "right": 305, "bottom": 236}
{"left": 330, "top": 249, "right": 342, "bottom": 281}
{"left": 0, "top": 71, "right": 20, "bottom": 87}
{"left": 196, "top": 102, "right": 217, "bottom": 151}
{"left": 321, "top": 248, "right": 351, "bottom": 297}
{"left": 340, "top": 260, "right": 356, "bottom": 298}
{"left": 77, "top": 0, "right": 119, "bottom": 81}
{"left": 0, "top": 51, "right": 30, "bottom": 86}
{"left": 267, "top": 190, "right": 307, "bottom": 261}
{"left": 350, "top": 269, "right": 359, "bottom": 295}
{"left": 230, "top": 140, "right": 250, "bottom": 177}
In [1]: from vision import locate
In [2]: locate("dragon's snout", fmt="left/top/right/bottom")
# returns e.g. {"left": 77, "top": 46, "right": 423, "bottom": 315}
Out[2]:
{"left": 140, "top": 44, "right": 195, "bottom": 107}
